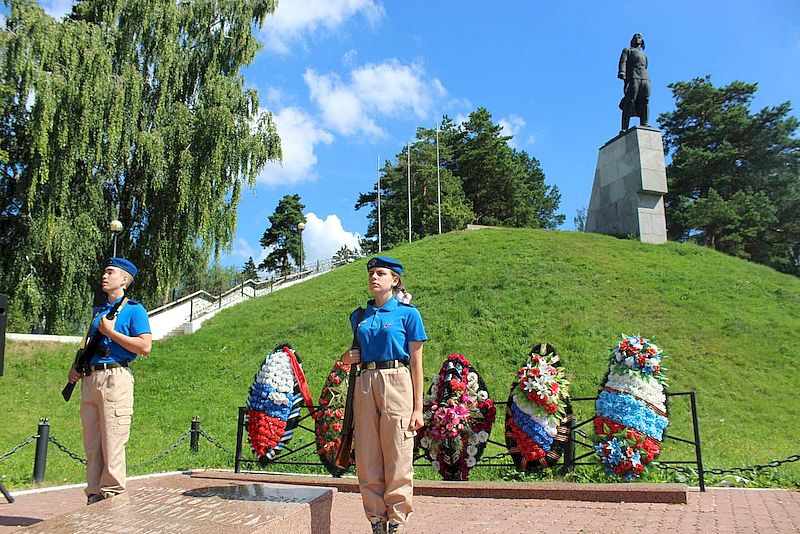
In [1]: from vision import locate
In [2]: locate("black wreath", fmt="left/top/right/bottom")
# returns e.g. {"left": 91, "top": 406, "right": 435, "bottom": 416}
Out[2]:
{"left": 416, "top": 356, "right": 494, "bottom": 481}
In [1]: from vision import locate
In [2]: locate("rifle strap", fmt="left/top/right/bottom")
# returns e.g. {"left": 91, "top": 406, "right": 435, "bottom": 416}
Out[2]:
{"left": 352, "top": 307, "right": 364, "bottom": 352}
{"left": 79, "top": 297, "right": 129, "bottom": 350}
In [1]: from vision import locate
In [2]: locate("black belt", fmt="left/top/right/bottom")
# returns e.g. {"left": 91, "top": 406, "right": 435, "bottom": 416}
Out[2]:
{"left": 360, "top": 360, "right": 408, "bottom": 371}
{"left": 84, "top": 362, "right": 129, "bottom": 372}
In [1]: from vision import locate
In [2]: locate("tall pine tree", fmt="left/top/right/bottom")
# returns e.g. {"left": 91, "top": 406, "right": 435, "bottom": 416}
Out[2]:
{"left": 658, "top": 76, "right": 800, "bottom": 274}
{"left": 259, "top": 194, "right": 306, "bottom": 276}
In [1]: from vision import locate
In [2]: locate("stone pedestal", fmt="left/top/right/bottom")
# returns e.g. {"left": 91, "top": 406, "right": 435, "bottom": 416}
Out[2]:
{"left": 23, "top": 475, "right": 335, "bottom": 533}
{"left": 585, "top": 126, "right": 668, "bottom": 244}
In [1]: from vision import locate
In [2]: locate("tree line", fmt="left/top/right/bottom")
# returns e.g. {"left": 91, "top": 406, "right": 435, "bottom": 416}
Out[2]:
{"left": 355, "top": 108, "right": 564, "bottom": 252}
{"left": 1, "top": 3, "right": 796, "bottom": 333}
{"left": 657, "top": 76, "right": 799, "bottom": 276}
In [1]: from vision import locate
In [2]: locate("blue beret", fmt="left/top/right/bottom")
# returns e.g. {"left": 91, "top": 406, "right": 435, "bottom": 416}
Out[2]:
{"left": 106, "top": 257, "right": 137, "bottom": 278}
{"left": 367, "top": 256, "right": 403, "bottom": 276}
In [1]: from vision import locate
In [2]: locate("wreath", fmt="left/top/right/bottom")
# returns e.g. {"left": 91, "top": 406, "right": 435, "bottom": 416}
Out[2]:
{"left": 594, "top": 335, "right": 669, "bottom": 480}
{"left": 418, "top": 354, "right": 496, "bottom": 481}
{"left": 504, "top": 343, "right": 573, "bottom": 471}
{"left": 312, "top": 359, "right": 354, "bottom": 475}
{"left": 246, "top": 344, "right": 310, "bottom": 464}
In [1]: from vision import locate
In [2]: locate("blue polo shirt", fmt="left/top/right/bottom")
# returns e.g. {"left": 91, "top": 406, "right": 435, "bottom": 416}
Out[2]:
{"left": 89, "top": 296, "right": 151, "bottom": 364}
{"left": 349, "top": 296, "right": 427, "bottom": 364}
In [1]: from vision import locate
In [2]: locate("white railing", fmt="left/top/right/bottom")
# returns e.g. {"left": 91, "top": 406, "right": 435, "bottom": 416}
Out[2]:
{"left": 147, "top": 257, "right": 352, "bottom": 340}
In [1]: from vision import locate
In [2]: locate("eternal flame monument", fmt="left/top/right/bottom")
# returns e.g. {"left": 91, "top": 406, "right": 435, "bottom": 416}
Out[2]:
{"left": 585, "top": 33, "right": 668, "bottom": 244}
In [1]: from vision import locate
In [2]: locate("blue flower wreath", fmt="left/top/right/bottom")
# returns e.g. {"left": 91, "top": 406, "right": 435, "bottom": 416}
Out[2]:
{"left": 596, "top": 390, "right": 668, "bottom": 440}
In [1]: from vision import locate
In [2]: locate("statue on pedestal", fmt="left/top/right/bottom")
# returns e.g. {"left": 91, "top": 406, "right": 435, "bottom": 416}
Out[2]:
{"left": 618, "top": 33, "right": 650, "bottom": 132}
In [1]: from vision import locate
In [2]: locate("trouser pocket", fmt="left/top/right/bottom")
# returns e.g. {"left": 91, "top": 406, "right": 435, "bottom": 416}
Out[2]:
{"left": 114, "top": 407, "right": 133, "bottom": 436}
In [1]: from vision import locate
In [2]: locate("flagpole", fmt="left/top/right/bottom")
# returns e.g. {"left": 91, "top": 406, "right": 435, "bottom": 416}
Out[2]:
{"left": 407, "top": 142, "right": 412, "bottom": 244}
{"left": 377, "top": 154, "right": 382, "bottom": 252}
{"left": 436, "top": 122, "right": 442, "bottom": 234}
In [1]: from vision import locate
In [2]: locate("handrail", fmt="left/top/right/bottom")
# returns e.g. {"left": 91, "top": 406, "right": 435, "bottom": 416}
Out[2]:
{"left": 148, "top": 257, "right": 354, "bottom": 318}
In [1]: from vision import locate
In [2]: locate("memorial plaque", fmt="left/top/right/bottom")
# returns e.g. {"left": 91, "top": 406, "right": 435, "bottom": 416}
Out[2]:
{"left": 22, "top": 476, "right": 334, "bottom": 534}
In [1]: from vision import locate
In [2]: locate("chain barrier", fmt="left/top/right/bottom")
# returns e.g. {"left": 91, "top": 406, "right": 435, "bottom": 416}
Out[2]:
{"left": 704, "top": 453, "right": 800, "bottom": 476}
{"left": 48, "top": 435, "right": 87, "bottom": 464}
{"left": 128, "top": 431, "right": 190, "bottom": 470}
{"left": 198, "top": 430, "right": 232, "bottom": 454}
{"left": 0, "top": 435, "right": 37, "bottom": 462}
{"left": 652, "top": 453, "right": 800, "bottom": 476}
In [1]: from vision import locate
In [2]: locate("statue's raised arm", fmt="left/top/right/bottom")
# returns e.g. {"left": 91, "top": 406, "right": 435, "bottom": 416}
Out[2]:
{"left": 618, "top": 33, "right": 650, "bottom": 132}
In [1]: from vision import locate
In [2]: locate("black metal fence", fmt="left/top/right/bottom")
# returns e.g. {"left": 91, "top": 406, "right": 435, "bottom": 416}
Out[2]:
{"left": 232, "top": 391, "right": 710, "bottom": 489}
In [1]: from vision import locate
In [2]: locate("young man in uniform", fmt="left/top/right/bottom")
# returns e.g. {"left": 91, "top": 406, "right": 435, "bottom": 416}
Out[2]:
{"left": 67, "top": 258, "right": 152, "bottom": 505}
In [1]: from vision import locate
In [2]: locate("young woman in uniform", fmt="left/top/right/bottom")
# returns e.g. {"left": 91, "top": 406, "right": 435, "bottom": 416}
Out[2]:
{"left": 341, "top": 256, "right": 427, "bottom": 534}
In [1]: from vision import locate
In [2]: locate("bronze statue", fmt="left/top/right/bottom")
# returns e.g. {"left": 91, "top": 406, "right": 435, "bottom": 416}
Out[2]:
{"left": 618, "top": 33, "right": 650, "bottom": 132}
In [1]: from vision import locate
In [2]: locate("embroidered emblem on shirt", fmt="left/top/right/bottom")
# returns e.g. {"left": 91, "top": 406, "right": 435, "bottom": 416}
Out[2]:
{"left": 384, "top": 322, "right": 392, "bottom": 328}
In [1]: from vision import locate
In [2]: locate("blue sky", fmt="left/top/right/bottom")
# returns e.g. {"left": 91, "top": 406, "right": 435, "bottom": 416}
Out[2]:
{"left": 34, "top": 1, "right": 800, "bottom": 268}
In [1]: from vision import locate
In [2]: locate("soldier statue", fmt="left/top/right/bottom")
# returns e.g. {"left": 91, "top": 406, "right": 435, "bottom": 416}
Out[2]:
{"left": 618, "top": 33, "right": 650, "bottom": 132}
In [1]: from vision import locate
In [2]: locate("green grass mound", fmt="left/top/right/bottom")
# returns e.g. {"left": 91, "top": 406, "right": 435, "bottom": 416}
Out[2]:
{"left": 2, "top": 228, "right": 799, "bottom": 489}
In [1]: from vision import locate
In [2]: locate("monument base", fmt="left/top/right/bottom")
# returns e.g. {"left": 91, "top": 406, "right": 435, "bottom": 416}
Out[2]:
{"left": 23, "top": 474, "right": 334, "bottom": 533}
{"left": 586, "top": 126, "right": 668, "bottom": 244}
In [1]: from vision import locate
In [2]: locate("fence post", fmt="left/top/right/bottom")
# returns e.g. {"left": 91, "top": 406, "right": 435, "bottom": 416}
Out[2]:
{"left": 33, "top": 418, "right": 50, "bottom": 483}
{"left": 189, "top": 298, "right": 194, "bottom": 322}
{"left": 561, "top": 415, "right": 576, "bottom": 474}
{"left": 190, "top": 417, "right": 201, "bottom": 453}
{"left": 689, "top": 392, "right": 706, "bottom": 492}
{"left": 234, "top": 407, "right": 246, "bottom": 474}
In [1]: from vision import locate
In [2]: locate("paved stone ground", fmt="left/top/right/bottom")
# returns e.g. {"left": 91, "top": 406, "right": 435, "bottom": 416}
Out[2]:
{"left": 2, "top": 479, "right": 799, "bottom": 533}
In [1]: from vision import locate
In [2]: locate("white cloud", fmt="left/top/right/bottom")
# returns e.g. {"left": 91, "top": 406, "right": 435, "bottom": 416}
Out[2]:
{"left": 304, "top": 60, "right": 442, "bottom": 138}
{"left": 257, "top": 107, "right": 334, "bottom": 185}
{"left": 304, "top": 69, "right": 383, "bottom": 137}
{"left": 498, "top": 114, "right": 526, "bottom": 149}
{"left": 302, "top": 212, "right": 361, "bottom": 263}
{"left": 262, "top": 0, "right": 385, "bottom": 54}
{"left": 39, "top": 0, "right": 72, "bottom": 19}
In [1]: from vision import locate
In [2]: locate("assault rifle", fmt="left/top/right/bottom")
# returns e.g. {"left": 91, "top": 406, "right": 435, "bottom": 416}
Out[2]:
{"left": 61, "top": 293, "right": 127, "bottom": 402}
{"left": 335, "top": 307, "right": 364, "bottom": 470}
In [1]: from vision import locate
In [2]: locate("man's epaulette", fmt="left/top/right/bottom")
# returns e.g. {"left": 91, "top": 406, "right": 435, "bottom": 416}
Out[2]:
{"left": 399, "top": 302, "right": 417, "bottom": 308}
{"left": 127, "top": 299, "right": 140, "bottom": 306}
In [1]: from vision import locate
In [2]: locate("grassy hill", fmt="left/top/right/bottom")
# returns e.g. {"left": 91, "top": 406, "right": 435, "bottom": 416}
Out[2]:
{"left": 2, "top": 228, "right": 799, "bottom": 489}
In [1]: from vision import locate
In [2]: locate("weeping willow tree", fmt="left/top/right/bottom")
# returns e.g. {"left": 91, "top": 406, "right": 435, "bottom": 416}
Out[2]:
{"left": 0, "top": 0, "right": 281, "bottom": 332}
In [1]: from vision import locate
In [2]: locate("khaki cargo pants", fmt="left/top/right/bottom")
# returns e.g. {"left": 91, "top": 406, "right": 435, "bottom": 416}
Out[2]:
{"left": 354, "top": 366, "right": 415, "bottom": 526}
{"left": 80, "top": 367, "right": 134, "bottom": 497}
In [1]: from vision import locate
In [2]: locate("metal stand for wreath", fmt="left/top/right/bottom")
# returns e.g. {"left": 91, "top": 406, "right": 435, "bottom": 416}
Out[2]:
{"left": 234, "top": 392, "right": 705, "bottom": 491}
{"left": 561, "top": 391, "right": 706, "bottom": 491}
{"left": 234, "top": 405, "right": 325, "bottom": 474}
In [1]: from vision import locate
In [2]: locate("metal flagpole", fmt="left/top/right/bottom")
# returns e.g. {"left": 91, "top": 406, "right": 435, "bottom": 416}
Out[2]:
{"left": 436, "top": 122, "right": 442, "bottom": 234}
{"left": 377, "top": 154, "right": 382, "bottom": 252}
{"left": 407, "top": 143, "right": 412, "bottom": 244}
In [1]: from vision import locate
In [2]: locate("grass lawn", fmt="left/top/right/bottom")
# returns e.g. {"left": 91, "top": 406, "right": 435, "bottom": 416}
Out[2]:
{"left": 1, "top": 228, "right": 799, "bottom": 489}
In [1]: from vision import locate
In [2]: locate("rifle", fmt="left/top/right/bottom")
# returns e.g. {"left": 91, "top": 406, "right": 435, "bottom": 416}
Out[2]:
{"left": 61, "top": 293, "right": 127, "bottom": 402}
{"left": 335, "top": 307, "right": 364, "bottom": 470}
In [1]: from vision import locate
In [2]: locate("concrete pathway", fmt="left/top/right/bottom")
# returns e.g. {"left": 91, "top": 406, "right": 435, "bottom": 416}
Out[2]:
{"left": 1, "top": 476, "right": 798, "bottom": 533}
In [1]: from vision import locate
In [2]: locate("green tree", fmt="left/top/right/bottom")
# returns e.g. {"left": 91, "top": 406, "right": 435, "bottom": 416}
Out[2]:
{"left": 447, "top": 108, "right": 563, "bottom": 228}
{"left": 259, "top": 194, "right": 305, "bottom": 276}
{"left": 574, "top": 208, "right": 587, "bottom": 232}
{"left": 356, "top": 124, "right": 474, "bottom": 250}
{"left": 242, "top": 256, "right": 260, "bottom": 282}
{"left": 658, "top": 76, "right": 800, "bottom": 274}
{"left": 332, "top": 245, "right": 360, "bottom": 264}
{"left": 0, "top": 0, "right": 281, "bottom": 332}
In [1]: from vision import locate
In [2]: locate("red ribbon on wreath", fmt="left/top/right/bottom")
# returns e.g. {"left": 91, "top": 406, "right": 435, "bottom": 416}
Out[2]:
{"left": 282, "top": 345, "right": 313, "bottom": 408}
